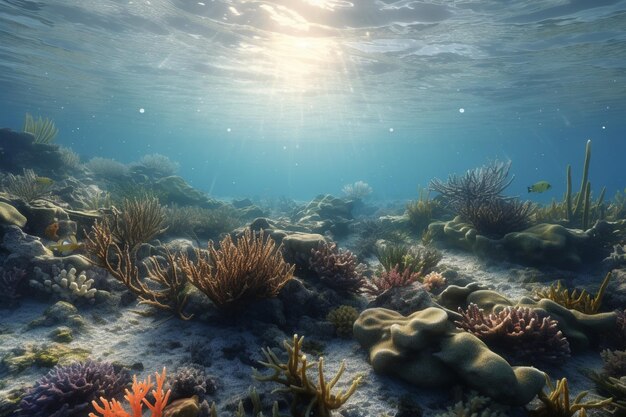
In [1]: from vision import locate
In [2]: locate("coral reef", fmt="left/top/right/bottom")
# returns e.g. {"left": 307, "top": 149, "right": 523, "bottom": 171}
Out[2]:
{"left": 85, "top": 158, "right": 130, "bottom": 179}
{"left": 455, "top": 303, "right": 570, "bottom": 364}
{"left": 30, "top": 266, "right": 99, "bottom": 303}
{"left": 535, "top": 272, "right": 611, "bottom": 314}
{"left": 528, "top": 375, "right": 612, "bottom": 417}
{"left": 422, "top": 271, "right": 447, "bottom": 292}
{"left": 309, "top": 242, "right": 366, "bottom": 294}
{"left": 253, "top": 334, "right": 362, "bottom": 417}
{"left": 353, "top": 307, "right": 546, "bottom": 405}
{"left": 181, "top": 229, "right": 294, "bottom": 310}
{"left": 90, "top": 368, "right": 170, "bottom": 417}
{"left": 109, "top": 196, "right": 167, "bottom": 252}
{"left": 165, "top": 204, "right": 242, "bottom": 242}
{"left": 326, "top": 305, "right": 359, "bottom": 337}
{"left": 429, "top": 216, "right": 625, "bottom": 269}
{"left": 439, "top": 285, "right": 618, "bottom": 351}
{"left": 16, "top": 360, "right": 130, "bottom": 417}
{"left": 132, "top": 153, "right": 179, "bottom": 178}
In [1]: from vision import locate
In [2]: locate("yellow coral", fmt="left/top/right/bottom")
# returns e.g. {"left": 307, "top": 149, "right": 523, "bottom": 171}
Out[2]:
{"left": 536, "top": 272, "right": 611, "bottom": 314}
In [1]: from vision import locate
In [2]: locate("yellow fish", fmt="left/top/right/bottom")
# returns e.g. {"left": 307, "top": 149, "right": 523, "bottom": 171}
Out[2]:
{"left": 528, "top": 181, "right": 552, "bottom": 193}
{"left": 36, "top": 176, "right": 54, "bottom": 186}
{"left": 48, "top": 235, "right": 82, "bottom": 255}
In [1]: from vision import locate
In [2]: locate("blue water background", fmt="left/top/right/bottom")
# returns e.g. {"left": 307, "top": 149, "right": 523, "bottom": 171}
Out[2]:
{"left": 1, "top": 1, "right": 625, "bottom": 203}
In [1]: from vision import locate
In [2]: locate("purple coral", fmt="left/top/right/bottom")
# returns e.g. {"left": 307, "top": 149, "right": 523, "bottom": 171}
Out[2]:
{"left": 17, "top": 360, "right": 130, "bottom": 417}
{"left": 456, "top": 303, "right": 570, "bottom": 364}
{"left": 168, "top": 364, "right": 217, "bottom": 401}
{"left": 309, "top": 242, "right": 366, "bottom": 293}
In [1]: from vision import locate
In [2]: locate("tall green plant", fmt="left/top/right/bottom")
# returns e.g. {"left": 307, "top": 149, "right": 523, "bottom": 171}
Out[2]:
{"left": 23, "top": 113, "right": 58, "bottom": 144}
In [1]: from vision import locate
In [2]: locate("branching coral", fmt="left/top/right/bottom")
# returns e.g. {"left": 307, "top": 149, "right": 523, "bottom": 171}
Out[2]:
{"left": 309, "top": 242, "right": 366, "bottom": 294}
{"left": 528, "top": 375, "right": 612, "bottom": 417}
{"left": 587, "top": 372, "right": 626, "bottom": 416}
{"left": 109, "top": 197, "right": 167, "bottom": 252}
{"left": 253, "top": 334, "right": 363, "bottom": 417}
{"left": 180, "top": 229, "right": 294, "bottom": 310}
{"left": 422, "top": 271, "right": 447, "bottom": 292}
{"left": 362, "top": 265, "right": 421, "bottom": 296}
{"left": 464, "top": 197, "right": 534, "bottom": 238}
{"left": 2, "top": 168, "right": 53, "bottom": 202}
{"left": 601, "top": 349, "right": 626, "bottom": 378}
{"left": 455, "top": 304, "right": 570, "bottom": 364}
{"left": 536, "top": 272, "right": 611, "bottom": 314}
{"left": 90, "top": 368, "right": 170, "bottom": 417}
{"left": 84, "top": 220, "right": 191, "bottom": 319}
{"left": 17, "top": 360, "right": 130, "bottom": 417}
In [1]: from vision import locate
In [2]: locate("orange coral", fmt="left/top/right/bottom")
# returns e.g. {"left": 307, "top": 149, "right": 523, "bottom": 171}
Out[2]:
{"left": 90, "top": 368, "right": 170, "bottom": 417}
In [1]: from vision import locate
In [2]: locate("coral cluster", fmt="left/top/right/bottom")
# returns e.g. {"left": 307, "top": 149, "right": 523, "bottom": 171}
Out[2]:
{"left": 353, "top": 307, "right": 546, "bottom": 405}
{"left": 167, "top": 364, "right": 216, "bottom": 401}
{"left": 181, "top": 229, "right": 294, "bottom": 310}
{"left": 309, "top": 242, "right": 366, "bottom": 293}
{"left": 535, "top": 272, "right": 611, "bottom": 314}
{"left": 362, "top": 265, "right": 421, "bottom": 296}
{"left": 435, "top": 391, "right": 509, "bottom": 417}
{"left": 30, "top": 266, "right": 98, "bottom": 303}
{"left": 529, "top": 375, "right": 612, "bottom": 417}
{"left": 327, "top": 305, "right": 360, "bottom": 337}
{"left": 90, "top": 368, "right": 170, "bottom": 417}
{"left": 16, "top": 360, "right": 129, "bottom": 417}
{"left": 455, "top": 304, "right": 570, "bottom": 363}
{"left": 2, "top": 168, "right": 54, "bottom": 203}
{"left": 253, "top": 334, "right": 362, "bottom": 417}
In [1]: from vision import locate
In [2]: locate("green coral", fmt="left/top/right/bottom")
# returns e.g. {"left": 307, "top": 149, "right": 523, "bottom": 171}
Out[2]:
{"left": 1, "top": 343, "right": 91, "bottom": 373}
{"left": 327, "top": 305, "right": 359, "bottom": 338}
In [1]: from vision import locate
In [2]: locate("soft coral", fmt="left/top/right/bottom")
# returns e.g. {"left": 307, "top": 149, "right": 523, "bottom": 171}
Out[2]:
{"left": 90, "top": 368, "right": 170, "bottom": 417}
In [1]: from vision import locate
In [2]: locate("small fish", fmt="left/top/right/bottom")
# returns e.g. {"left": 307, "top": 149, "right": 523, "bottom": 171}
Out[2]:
{"left": 44, "top": 222, "right": 60, "bottom": 240}
{"left": 528, "top": 181, "right": 552, "bottom": 193}
{"left": 48, "top": 235, "right": 82, "bottom": 255}
{"left": 36, "top": 176, "right": 54, "bottom": 186}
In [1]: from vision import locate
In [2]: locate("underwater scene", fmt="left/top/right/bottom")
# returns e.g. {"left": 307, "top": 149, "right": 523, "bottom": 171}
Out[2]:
{"left": 1, "top": 1, "right": 626, "bottom": 416}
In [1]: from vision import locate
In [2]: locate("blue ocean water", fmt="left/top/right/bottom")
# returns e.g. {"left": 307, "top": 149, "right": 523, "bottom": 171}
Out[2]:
{"left": 1, "top": 0, "right": 625, "bottom": 202}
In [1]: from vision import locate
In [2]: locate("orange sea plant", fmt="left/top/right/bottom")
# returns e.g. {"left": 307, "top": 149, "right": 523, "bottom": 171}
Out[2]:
{"left": 90, "top": 368, "right": 170, "bottom": 417}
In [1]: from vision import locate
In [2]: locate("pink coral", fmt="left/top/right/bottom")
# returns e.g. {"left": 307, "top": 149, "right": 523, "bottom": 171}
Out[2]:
{"left": 309, "top": 242, "right": 366, "bottom": 293}
{"left": 362, "top": 265, "right": 421, "bottom": 296}
{"left": 456, "top": 304, "right": 570, "bottom": 364}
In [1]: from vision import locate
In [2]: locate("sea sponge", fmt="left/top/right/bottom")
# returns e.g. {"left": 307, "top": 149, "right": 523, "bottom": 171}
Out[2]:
{"left": 16, "top": 360, "right": 129, "bottom": 417}
{"left": 353, "top": 307, "right": 546, "bottom": 406}
{"left": 327, "top": 305, "right": 359, "bottom": 337}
